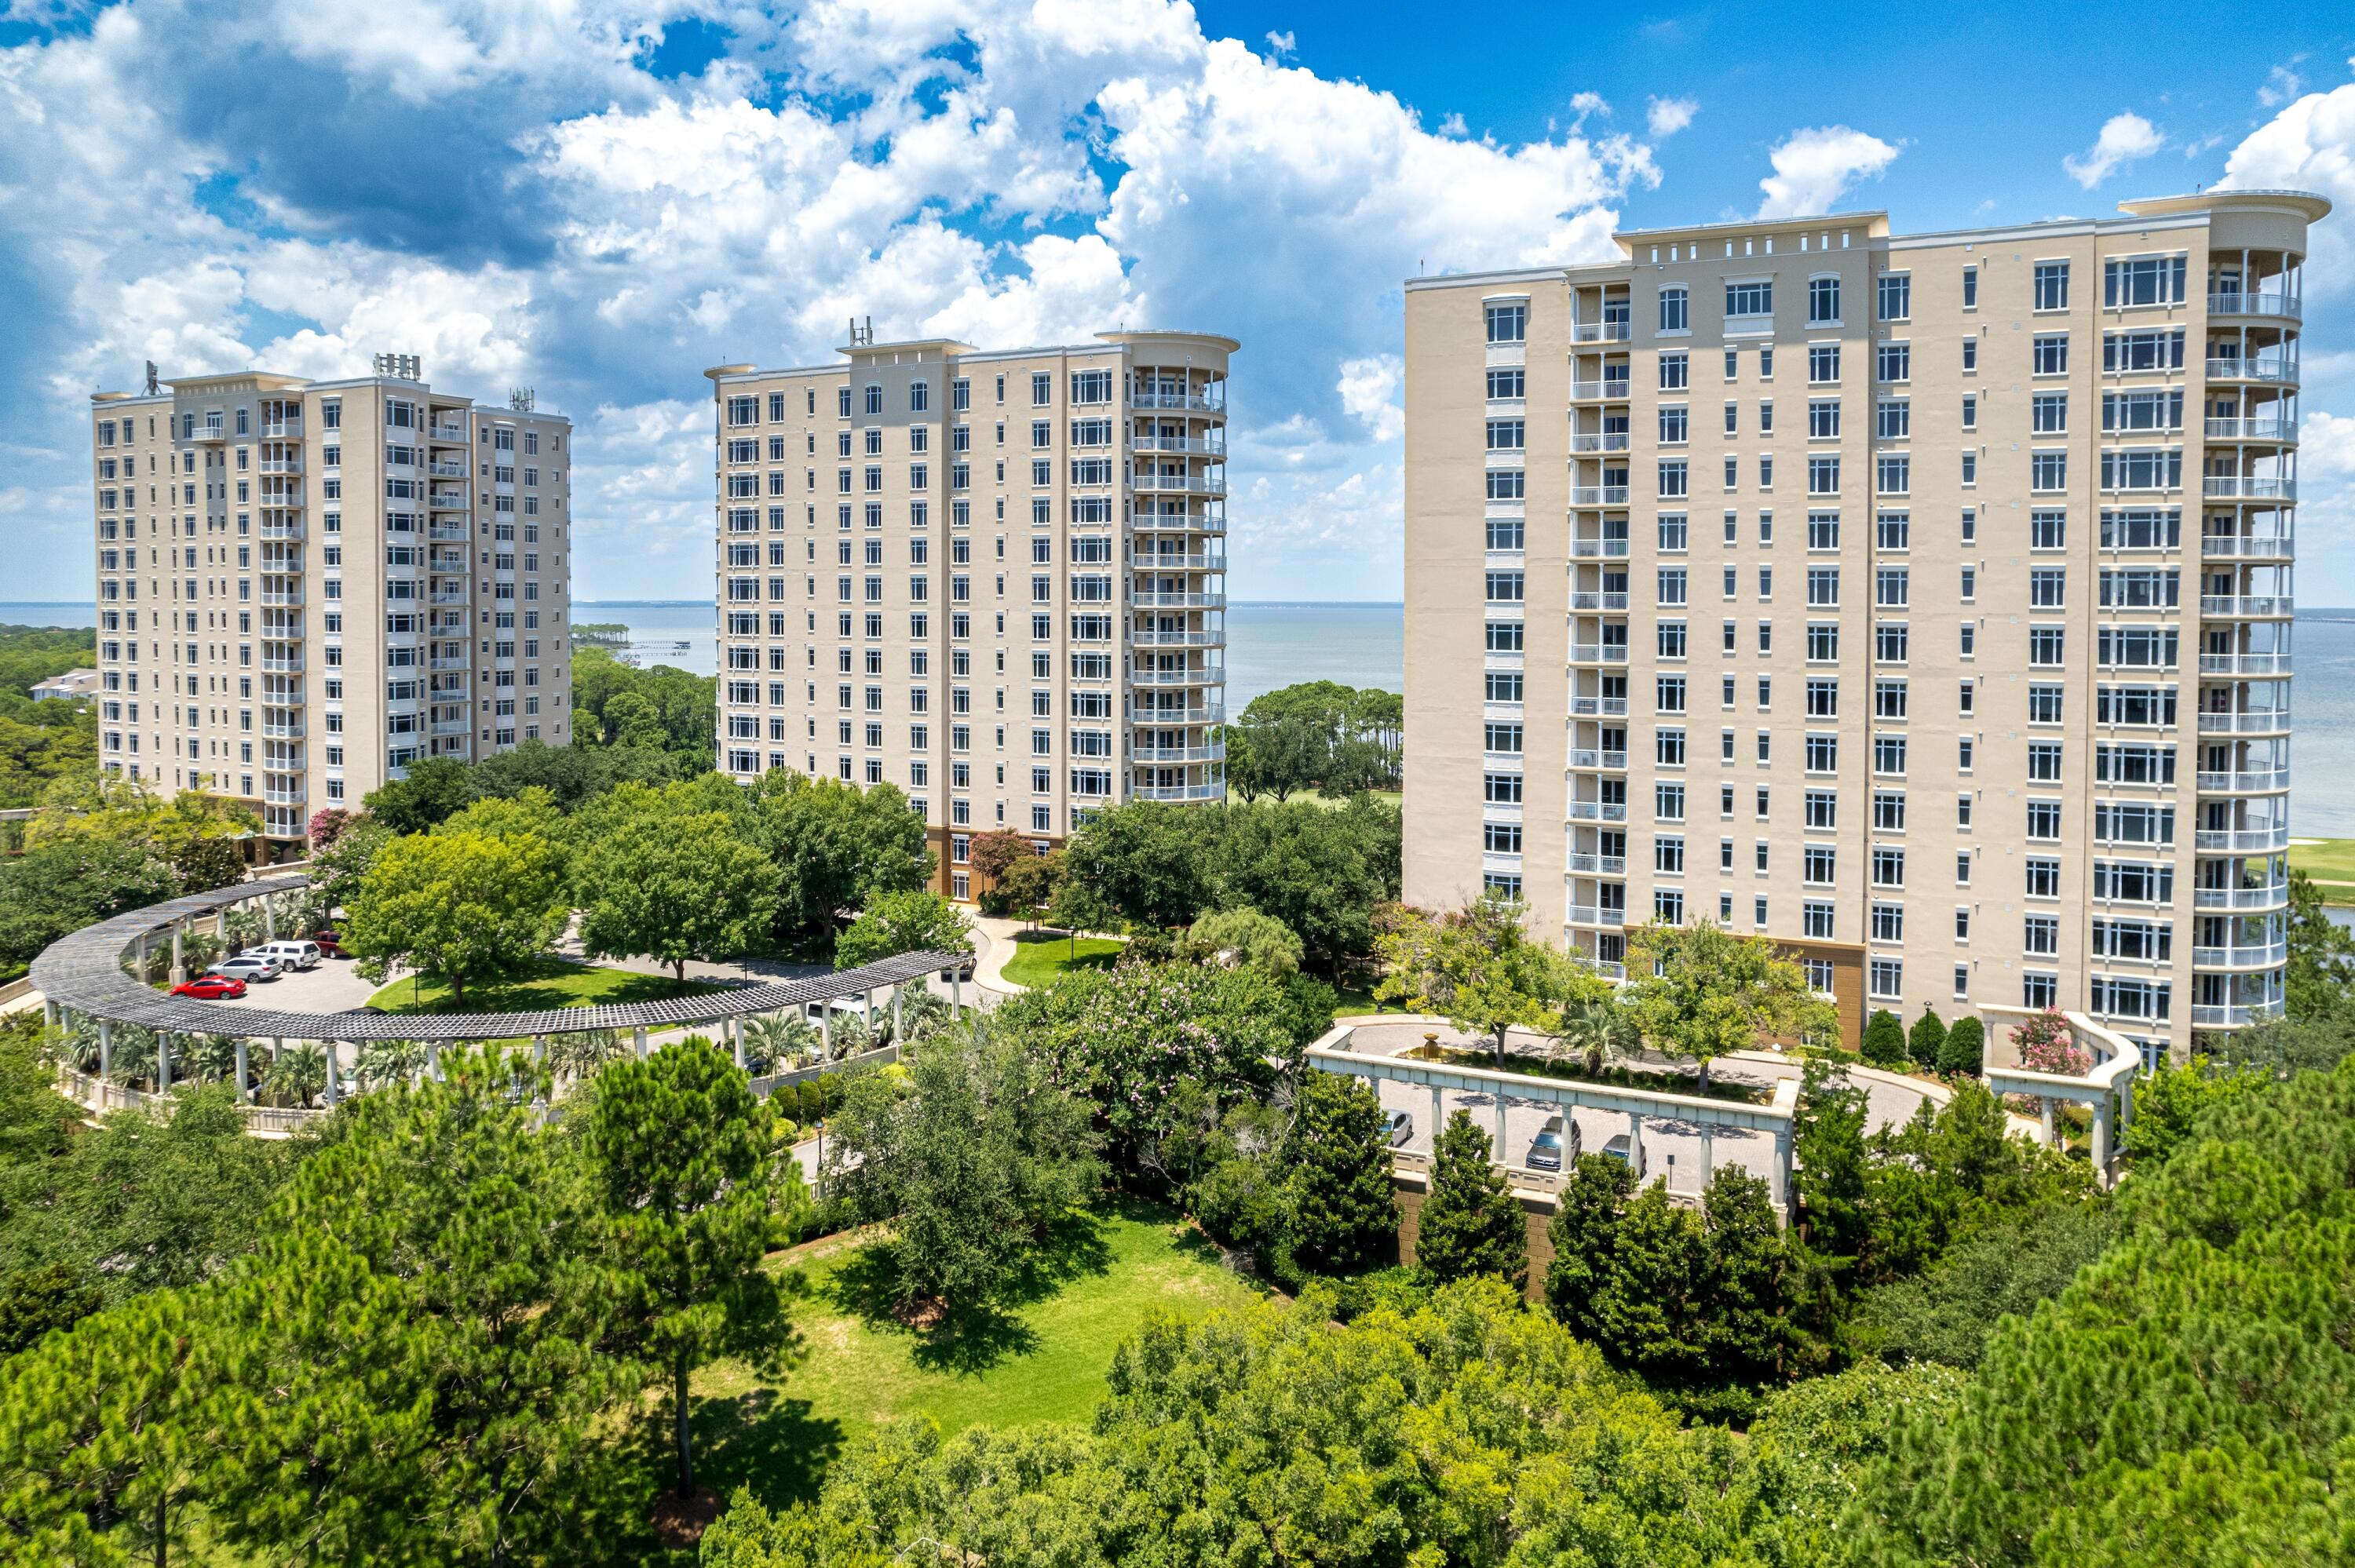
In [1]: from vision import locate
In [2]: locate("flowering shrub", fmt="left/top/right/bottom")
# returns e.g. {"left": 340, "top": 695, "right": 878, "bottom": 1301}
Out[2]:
{"left": 2012, "top": 1007, "right": 2089, "bottom": 1075}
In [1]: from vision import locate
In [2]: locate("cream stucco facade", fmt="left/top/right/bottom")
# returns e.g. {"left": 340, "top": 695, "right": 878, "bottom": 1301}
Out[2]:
{"left": 1404, "top": 190, "right": 2326, "bottom": 1059}
{"left": 706, "top": 331, "right": 1233, "bottom": 899}
{"left": 89, "top": 369, "right": 575, "bottom": 851}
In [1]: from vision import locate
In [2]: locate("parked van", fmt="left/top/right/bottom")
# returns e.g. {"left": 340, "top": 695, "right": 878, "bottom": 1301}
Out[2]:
{"left": 253, "top": 939, "right": 322, "bottom": 972}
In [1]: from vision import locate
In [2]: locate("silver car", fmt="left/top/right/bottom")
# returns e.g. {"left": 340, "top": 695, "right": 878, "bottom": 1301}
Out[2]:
{"left": 1383, "top": 1109, "right": 1413, "bottom": 1147}
{"left": 206, "top": 954, "right": 283, "bottom": 983}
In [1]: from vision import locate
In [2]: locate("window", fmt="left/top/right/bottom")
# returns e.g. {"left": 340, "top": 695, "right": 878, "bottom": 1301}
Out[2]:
{"left": 1659, "top": 405, "right": 1689, "bottom": 444}
{"left": 1487, "top": 368, "right": 1525, "bottom": 400}
{"left": 2031, "top": 452, "right": 2068, "bottom": 493}
{"left": 1483, "top": 301, "right": 1529, "bottom": 343}
{"left": 1659, "top": 513, "right": 1689, "bottom": 551}
{"left": 1808, "top": 456, "right": 1840, "bottom": 496}
{"left": 1876, "top": 342, "right": 1910, "bottom": 382}
{"left": 1485, "top": 419, "right": 1524, "bottom": 451}
{"left": 1872, "top": 903, "right": 1904, "bottom": 943}
{"left": 2031, "top": 509, "right": 2067, "bottom": 549}
{"left": 2033, "top": 261, "right": 2070, "bottom": 312}
{"left": 1808, "top": 275, "right": 1840, "bottom": 324}
{"left": 1484, "top": 722, "right": 1524, "bottom": 754}
{"left": 2027, "top": 799, "right": 2063, "bottom": 840}
{"left": 2028, "top": 626, "right": 2066, "bottom": 666}
{"left": 2105, "top": 329, "right": 2185, "bottom": 373}
{"left": 2030, "top": 568, "right": 2066, "bottom": 607}
{"left": 1804, "top": 850, "right": 1837, "bottom": 888}
{"left": 1487, "top": 470, "right": 1525, "bottom": 500}
{"left": 1808, "top": 344, "right": 1840, "bottom": 385}
{"left": 2032, "top": 334, "right": 2068, "bottom": 376}
{"left": 1871, "top": 847, "right": 1906, "bottom": 888}
{"left": 1876, "top": 272, "right": 1911, "bottom": 322}
{"left": 2104, "top": 255, "right": 2187, "bottom": 308}
{"left": 1659, "top": 352, "right": 1689, "bottom": 391}
{"left": 1486, "top": 518, "right": 1525, "bottom": 552}
{"left": 1659, "top": 460, "right": 1689, "bottom": 498}
{"left": 1485, "top": 571, "right": 1524, "bottom": 603}
{"left": 1876, "top": 455, "right": 1910, "bottom": 496}
{"left": 1725, "top": 280, "right": 1772, "bottom": 319}
{"left": 1878, "top": 511, "right": 1910, "bottom": 551}
{"left": 2101, "top": 448, "right": 2183, "bottom": 491}
{"left": 1659, "top": 286, "right": 1689, "bottom": 333}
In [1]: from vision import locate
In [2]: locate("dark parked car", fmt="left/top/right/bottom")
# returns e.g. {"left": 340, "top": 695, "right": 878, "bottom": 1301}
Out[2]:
{"left": 1527, "top": 1114, "right": 1572, "bottom": 1171}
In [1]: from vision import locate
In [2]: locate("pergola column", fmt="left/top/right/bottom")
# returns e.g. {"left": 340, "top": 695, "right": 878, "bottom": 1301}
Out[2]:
{"left": 732, "top": 1019, "right": 746, "bottom": 1070}
{"left": 262, "top": 900, "right": 276, "bottom": 942}
{"left": 236, "top": 1038, "right": 250, "bottom": 1103}
{"left": 1770, "top": 1128, "right": 1792, "bottom": 1220}
{"left": 1626, "top": 1110, "right": 1645, "bottom": 1182}
{"left": 1428, "top": 1081, "right": 1443, "bottom": 1147}
{"left": 820, "top": 1008, "right": 832, "bottom": 1059}
{"left": 323, "top": 1043, "right": 338, "bottom": 1108}
{"left": 2091, "top": 1096, "right": 2115, "bottom": 1189}
{"left": 170, "top": 923, "right": 184, "bottom": 986}
{"left": 633, "top": 1026, "right": 648, "bottom": 1060}
{"left": 157, "top": 1031, "right": 172, "bottom": 1094}
{"left": 532, "top": 1034, "right": 546, "bottom": 1065}
{"left": 97, "top": 1019, "right": 113, "bottom": 1079}
{"left": 2039, "top": 1097, "right": 2057, "bottom": 1147}
{"left": 1492, "top": 1088, "right": 1507, "bottom": 1155}
{"left": 425, "top": 1041, "right": 440, "bottom": 1081}
{"left": 949, "top": 972, "right": 962, "bottom": 1016}
{"left": 892, "top": 984, "right": 904, "bottom": 1044}
{"left": 1699, "top": 1124, "right": 1715, "bottom": 1185}
{"left": 42, "top": 998, "right": 58, "bottom": 1030}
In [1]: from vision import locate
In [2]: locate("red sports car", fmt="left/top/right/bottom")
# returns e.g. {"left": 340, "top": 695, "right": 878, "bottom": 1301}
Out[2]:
{"left": 172, "top": 975, "right": 247, "bottom": 1001}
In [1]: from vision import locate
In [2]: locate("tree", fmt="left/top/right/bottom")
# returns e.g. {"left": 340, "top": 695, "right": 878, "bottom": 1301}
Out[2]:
{"left": 990, "top": 848, "right": 1066, "bottom": 921}
{"left": 301, "top": 813, "right": 392, "bottom": 924}
{"left": 2118, "top": 1052, "right": 2272, "bottom": 1165}
{"left": 2010, "top": 1005, "right": 2087, "bottom": 1074}
{"left": 1620, "top": 920, "right": 1838, "bottom": 1087}
{"left": 1939, "top": 1013, "right": 1984, "bottom": 1077}
{"left": 586, "top": 1039, "right": 788, "bottom": 1499}
{"left": 834, "top": 889, "right": 973, "bottom": 970}
{"left": 1415, "top": 1110, "right": 1524, "bottom": 1289}
{"left": 575, "top": 803, "right": 780, "bottom": 982}
{"left": 1281, "top": 1071, "right": 1396, "bottom": 1276}
{"left": 1862, "top": 1008, "right": 1908, "bottom": 1068}
{"left": 0, "top": 836, "right": 180, "bottom": 975}
{"left": 360, "top": 755, "right": 477, "bottom": 835}
{"left": 966, "top": 827, "right": 1032, "bottom": 892}
{"left": 261, "top": 1041, "right": 326, "bottom": 1108}
{"left": 829, "top": 1026, "right": 1103, "bottom": 1311}
{"left": 1907, "top": 1008, "right": 1948, "bottom": 1070}
{"left": 305, "top": 806, "right": 353, "bottom": 850}
{"left": 2284, "top": 867, "right": 2355, "bottom": 1022}
{"left": 1850, "top": 1201, "right": 2113, "bottom": 1368}
{"left": 745, "top": 771, "right": 931, "bottom": 947}
{"left": 1058, "top": 798, "right": 1223, "bottom": 931}
{"left": 343, "top": 829, "right": 569, "bottom": 1008}
{"left": 1554, "top": 989, "right": 1638, "bottom": 1074}
{"left": 1175, "top": 906, "right": 1304, "bottom": 978}
{"left": 1215, "top": 799, "right": 1393, "bottom": 973}
{"left": 1791, "top": 1060, "right": 1871, "bottom": 1264}
{"left": 1374, "top": 895, "right": 1600, "bottom": 1065}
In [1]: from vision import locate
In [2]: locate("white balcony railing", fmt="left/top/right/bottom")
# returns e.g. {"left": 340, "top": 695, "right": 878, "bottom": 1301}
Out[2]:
{"left": 1130, "top": 781, "right": 1224, "bottom": 802}
{"left": 1566, "top": 904, "right": 1627, "bottom": 927}
{"left": 1569, "top": 432, "right": 1632, "bottom": 454}
{"left": 2207, "top": 291, "right": 2301, "bottom": 320}
{"left": 2191, "top": 942, "right": 2288, "bottom": 969}
{"left": 2201, "top": 534, "right": 2294, "bottom": 560}
{"left": 1564, "top": 854, "right": 1629, "bottom": 875}
{"left": 2191, "top": 999, "right": 2286, "bottom": 1028}
{"left": 2196, "top": 768, "right": 2291, "bottom": 793}
{"left": 1566, "top": 800, "right": 1630, "bottom": 822}
{"left": 2192, "top": 883, "right": 2288, "bottom": 911}
{"left": 1572, "top": 320, "right": 1632, "bottom": 342}
{"left": 1568, "top": 696, "right": 1630, "bottom": 717}
{"left": 2205, "top": 356, "right": 2297, "bottom": 384}
{"left": 2200, "top": 652, "right": 2291, "bottom": 676}
{"left": 2193, "top": 825, "right": 2291, "bottom": 854}
{"left": 2196, "top": 710, "right": 2291, "bottom": 734}
{"left": 2200, "top": 595, "right": 2291, "bottom": 617}
{"left": 2203, "top": 476, "right": 2296, "bottom": 501}
{"left": 2203, "top": 417, "right": 2295, "bottom": 443}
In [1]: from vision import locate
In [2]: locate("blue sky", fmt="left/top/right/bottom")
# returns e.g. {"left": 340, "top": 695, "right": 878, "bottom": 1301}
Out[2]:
{"left": 2, "top": 0, "right": 2351, "bottom": 603}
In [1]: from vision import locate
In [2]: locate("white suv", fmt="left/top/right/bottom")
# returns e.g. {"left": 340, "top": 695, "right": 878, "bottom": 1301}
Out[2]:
{"left": 253, "top": 940, "right": 322, "bottom": 972}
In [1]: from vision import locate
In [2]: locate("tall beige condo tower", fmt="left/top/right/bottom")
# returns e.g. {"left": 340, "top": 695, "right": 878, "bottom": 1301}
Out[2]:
{"left": 1404, "top": 191, "right": 2325, "bottom": 1062}
{"left": 89, "top": 361, "right": 576, "bottom": 854}
{"left": 706, "top": 330, "right": 1233, "bottom": 895}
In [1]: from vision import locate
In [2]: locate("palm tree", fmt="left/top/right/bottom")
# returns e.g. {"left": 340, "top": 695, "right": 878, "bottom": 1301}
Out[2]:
{"left": 739, "top": 1012, "right": 815, "bottom": 1074}
{"left": 181, "top": 1033, "right": 245, "bottom": 1087}
{"left": 265, "top": 1042, "right": 328, "bottom": 1109}
{"left": 546, "top": 1027, "right": 630, "bottom": 1091}
{"left": 1554, "top": 993, "right": 1638, "bottom": 1078}
{"left": 355, "top": 1037, "right": 430, "bottom": 1092}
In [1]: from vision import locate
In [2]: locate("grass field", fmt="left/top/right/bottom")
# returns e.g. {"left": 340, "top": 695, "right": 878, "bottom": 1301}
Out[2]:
{"left": 366, "top": 956, "right": 732, "bottom": 1015}
{"left": 2291, "top": 838, "right": 2355, "bottom": 884}
{"left": 1000, "top": 931, "right": 1126, "bottom": 988}
{"left": 1239, "top": 788, "right": 1404, "bottom": 811}
{"left": 689, "top": 1202, "right": 1261, "bottom": 1508}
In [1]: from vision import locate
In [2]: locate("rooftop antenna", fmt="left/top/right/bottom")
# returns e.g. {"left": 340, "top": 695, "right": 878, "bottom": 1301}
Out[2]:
{"left": 849, "top": 315, "right": 874, "bottom": 347}
{"left": 509, "top": 386, "right": 535, "bottom": 412}
{"left": 143, "top": 360, "right": 159, "bottom": 395}
{"left": 372, "top": 352, "right": 422, "bottom": 381}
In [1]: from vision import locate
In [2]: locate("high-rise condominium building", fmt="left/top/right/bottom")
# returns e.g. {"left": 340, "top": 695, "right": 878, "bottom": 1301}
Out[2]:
{"left": 88, "top": 363, "right": 576, "bottom": 854}
{"left": 706, "top": 330, "right": 1233, "bottom": 898}
{"left": 1404, "top": 190, "right": 2324, "bottom": 1061}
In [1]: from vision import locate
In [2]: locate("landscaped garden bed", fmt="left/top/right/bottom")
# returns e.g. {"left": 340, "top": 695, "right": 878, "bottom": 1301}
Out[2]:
{"left": 1401, "top": 1041, "right": 1772, "bottom": 1106}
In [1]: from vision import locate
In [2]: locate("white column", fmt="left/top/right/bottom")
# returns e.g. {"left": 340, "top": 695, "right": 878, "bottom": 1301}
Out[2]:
{"left": 2091, "top": 1096, "right": 2114, "bottom": 1189}
{"left": 170, "top": 924, "right": 184, "bottom": 985}
{"left": 1627, "top": 1110, "right": 1645, "bottom": 1182}
{"left": 950, "top": 973, "right": 962, "bottom": 1016}
{"left": 732, "top": 1019, "right": 746, "bottom": 1070}
{"left": 1428, "top": 1081, "right": 1443, "bottom": 1146}
{"left": 42, "top": 999, "right": 58, "bottom": 1030}
{"left": 157, "top": 1031, "right": 172, "bottom": 1094}
{"left": 236, "top": 1038, "right": 250, "bottom": 1103}
{"left": 323, "top": 1043, "right": 338, "bottom": 1107}
{"left": 532, "top": 1034, "right": 546, "bottom": 1064}
{"left": 263, "top": 900, "right": 276, "bottom": 942}
{"left": 2040, "top": 1096, "right": 2057, "bottom": 1147}
{"left": 425, "top": 1041, "right": 440, "bottom": 1081}
{"left": 1493, "top": 1088, "right": 1507, "bottom": 1154}
{"left": 632, "top": 1026, "right": 648, "bottom": 1059}
{"left": 892, "top": 984, "right": 904, "bottom": 1042}
{"left": 1699, "top": 1123, "right": 1714, "bottom": 1185}
{"left": 821, "top": 1008, "right": 832, "bottom": 1059}
{"left": 1770, "top": 1129, "right": 1791, "bottom": 1220}
{"left": 97, "top": 1019, "right": 113, "bottom": 1078}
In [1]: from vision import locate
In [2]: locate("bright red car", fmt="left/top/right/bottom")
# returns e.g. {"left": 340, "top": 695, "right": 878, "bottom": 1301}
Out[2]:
{"left": 172, "top": 975, "right": 247, "bottom": 1001}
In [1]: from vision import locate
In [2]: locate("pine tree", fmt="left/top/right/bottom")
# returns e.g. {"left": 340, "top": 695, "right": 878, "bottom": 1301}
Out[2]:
{"left": 1415, "top": 1110, "right": 1526, "bottom": 1289}
{"left": 1860, "top": 1008, "right": 1908, "bottom": 1068}
{"left": 1908, "top": 1008, "right": 1948, "bottom": 1070}
{"left": 1281, "top": 1072, "right": 1398, "bottom": 1276}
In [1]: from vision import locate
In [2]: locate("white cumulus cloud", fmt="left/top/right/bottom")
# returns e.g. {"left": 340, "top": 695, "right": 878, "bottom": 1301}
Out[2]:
{"left": 2063, "top": 111, "right": 2164, "bottom": 188}
{"left": 2218, "top": 75, "right": 2355, "bottom": 290}
{"left": 1336, "top": 355, "right": 1404, "bottom": 442}
{"left": 1645, "top": 96, "right": 1696, "bottom": 138}
{"left": 1755, "top": 126, "right": 1899, "bottom": 218}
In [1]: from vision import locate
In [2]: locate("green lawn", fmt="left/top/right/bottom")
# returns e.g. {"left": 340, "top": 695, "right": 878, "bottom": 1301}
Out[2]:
{"left": 1000, "top": 931, "right": 1126, "bottom": 988}
{"left": 1239, "top": 788, "right": 1403, "bottom": 811}
{"left": 2290, "top": 838, "right": 2355, "bottom": 902}
{"left": 366, "top": 956, "right": 732, "bottom": 1016}
{"left": 689, "top": 1202, "right": 1261, "bottom": 1508}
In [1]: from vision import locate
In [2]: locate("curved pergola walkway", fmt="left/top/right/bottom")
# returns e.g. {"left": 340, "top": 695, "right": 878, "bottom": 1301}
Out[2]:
{"left": 30, "top": 871, "right": 964, "bottom": 1119}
